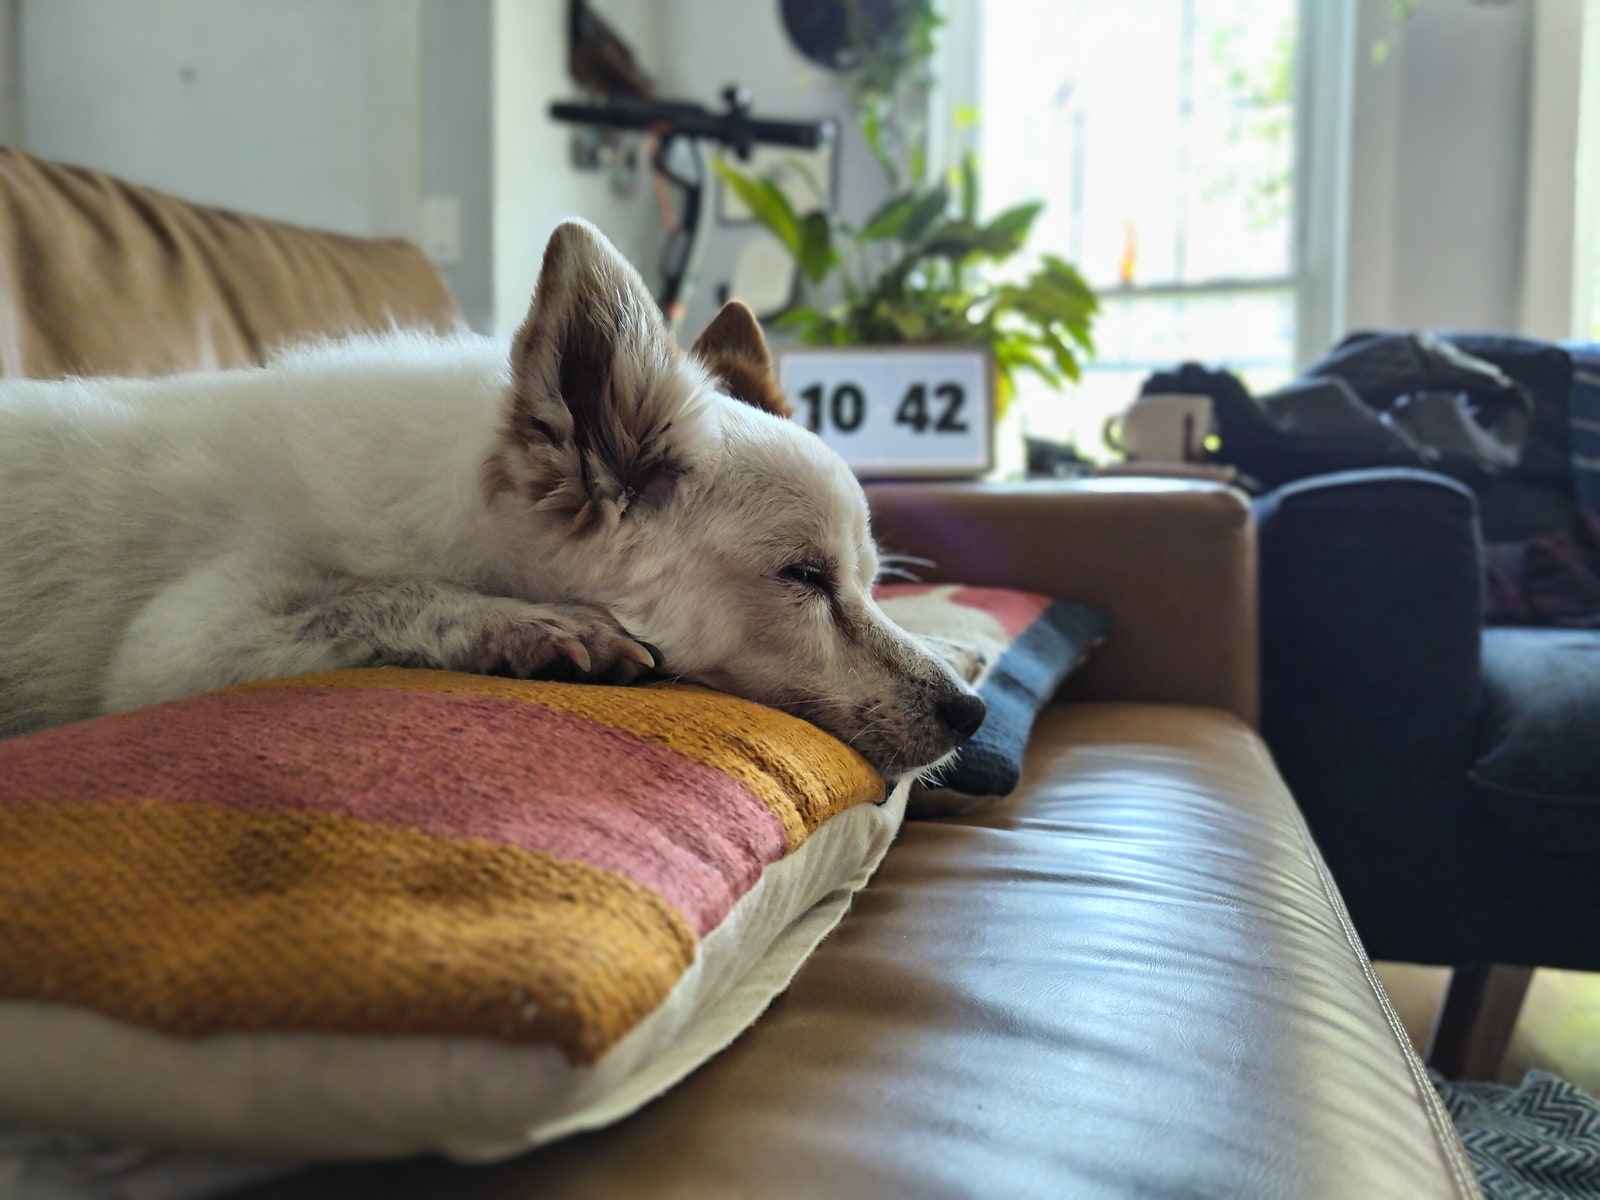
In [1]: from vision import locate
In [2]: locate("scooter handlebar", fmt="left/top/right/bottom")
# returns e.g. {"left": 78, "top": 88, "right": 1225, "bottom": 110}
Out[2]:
{"left": 549, "top": 97, "right": 834, "bottom": 157}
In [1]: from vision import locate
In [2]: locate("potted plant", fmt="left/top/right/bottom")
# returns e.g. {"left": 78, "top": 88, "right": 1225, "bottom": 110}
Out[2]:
{"left": 714, "top": 0, "right": 1097, "bottom": 473}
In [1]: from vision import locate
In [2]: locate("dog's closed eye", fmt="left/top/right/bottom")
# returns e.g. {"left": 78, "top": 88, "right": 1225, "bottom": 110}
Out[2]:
{"left": 778, "top": 562, "right": 832, "bottom": 593}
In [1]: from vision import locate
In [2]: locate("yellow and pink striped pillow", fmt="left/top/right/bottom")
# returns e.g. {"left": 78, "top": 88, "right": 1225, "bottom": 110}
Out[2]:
{"left": 0, "top": 669, "right": 905, "bottom": 1170}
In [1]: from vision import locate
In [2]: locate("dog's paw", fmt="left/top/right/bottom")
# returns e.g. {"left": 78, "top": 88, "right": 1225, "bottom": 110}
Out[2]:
{"left": 456, "top": 602, "right": 656, "bottom": 685}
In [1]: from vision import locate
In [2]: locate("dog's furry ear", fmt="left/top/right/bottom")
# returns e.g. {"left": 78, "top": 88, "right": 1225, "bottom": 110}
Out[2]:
{"left": 690, "top": 301, "right": 793, "bottom": 419}
{"left": 497, "top": 219, "right": 714, "bottom": 530}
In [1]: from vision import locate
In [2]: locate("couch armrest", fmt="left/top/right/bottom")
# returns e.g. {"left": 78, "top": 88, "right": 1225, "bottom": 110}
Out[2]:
{"left": 1253, "top": 470, "right": 1484, "bottom": 887}
{"left": 864, "top": 479, "right": 1258, "bottom": 726}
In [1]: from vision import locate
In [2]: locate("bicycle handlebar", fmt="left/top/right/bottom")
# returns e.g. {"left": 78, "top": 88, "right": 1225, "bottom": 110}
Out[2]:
{"left": 549, "top": 93, "right": 835, "bottom": 158}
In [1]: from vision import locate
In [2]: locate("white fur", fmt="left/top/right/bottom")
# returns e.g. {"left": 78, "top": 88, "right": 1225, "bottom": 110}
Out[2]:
{"left": 0, "top": 221, "right": 982, "bottom": 777}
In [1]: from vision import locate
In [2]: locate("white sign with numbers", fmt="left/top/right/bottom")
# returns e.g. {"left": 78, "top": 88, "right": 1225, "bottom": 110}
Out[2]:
{"left": 776, "top": 348, "right": 993, "bottom": 478}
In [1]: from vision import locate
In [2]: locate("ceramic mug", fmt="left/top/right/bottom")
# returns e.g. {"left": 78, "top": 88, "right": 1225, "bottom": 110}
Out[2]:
{"left": 1103, "top": 393, "right": 1214, "bottom": 462}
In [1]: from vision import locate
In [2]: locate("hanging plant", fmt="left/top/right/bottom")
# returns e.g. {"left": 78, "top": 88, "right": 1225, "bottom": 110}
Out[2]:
{"left": 718, "top": 0, "right": 1097, "bottom": 417}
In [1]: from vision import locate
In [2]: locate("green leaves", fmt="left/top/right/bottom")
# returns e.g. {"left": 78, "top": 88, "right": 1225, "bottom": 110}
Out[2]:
{"left": 858, "top": 190, "right": 921, "bottom": 242}
{"left": 713, "top": 0, "right": 1099, "bottom": 415}
{"left": 711, "top": 158, "right": 799, "bottom": 255}
{"left": 714, "top": 150, "right": 1099, "bottom": 407}
{"left": 713, "top": 159, "right": 837, "bottom": 286}
{"left": 856, "top": 187, "right": 1036, "bottom": 265}
{"left": 858, "top": 183, "right": 949, "bottom": 244}
{"left": 984, "top": 202, "right": 1044, "bottom": 252}
{"left": 957, "top": 151, "right": 978, "bottom": 223}
{"left": 920, "top": 201, "right": 1043, "bottom": 263}
{"left": 796, "top": 212, "right": 837, "bottom": 285}
{"left": 859, "top": 104, "right": 899, "bottom": 189}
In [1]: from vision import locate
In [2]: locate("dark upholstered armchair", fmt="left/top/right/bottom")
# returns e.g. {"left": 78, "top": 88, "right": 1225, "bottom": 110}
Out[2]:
{"left": 1254, "top": 465, "right": 1600, "bottom": 1078}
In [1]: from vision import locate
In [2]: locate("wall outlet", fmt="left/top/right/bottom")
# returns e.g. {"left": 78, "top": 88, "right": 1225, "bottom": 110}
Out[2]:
{"left": 420, "top": 194, "right": 463, "bottom": 265}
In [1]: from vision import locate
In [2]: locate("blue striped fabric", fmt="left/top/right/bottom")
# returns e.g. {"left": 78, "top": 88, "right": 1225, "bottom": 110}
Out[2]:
{"left": 1568, "top": 342, "right": 1600, "bottom": 516}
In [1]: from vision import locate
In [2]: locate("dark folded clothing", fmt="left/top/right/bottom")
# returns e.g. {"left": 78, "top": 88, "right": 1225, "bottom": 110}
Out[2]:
{"left": 1485, "top": 508, "right": 1600, "bottom": 628}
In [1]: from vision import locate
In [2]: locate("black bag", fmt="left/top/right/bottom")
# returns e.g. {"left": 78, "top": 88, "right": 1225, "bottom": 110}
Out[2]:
{"left": 1142, "top": 333, "right": 1536, "bottom": 494}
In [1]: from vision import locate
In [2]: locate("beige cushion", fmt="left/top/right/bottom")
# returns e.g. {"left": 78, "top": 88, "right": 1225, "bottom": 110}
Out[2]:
{"left": 0, "top": 147, "right": 462, "bottom": 380}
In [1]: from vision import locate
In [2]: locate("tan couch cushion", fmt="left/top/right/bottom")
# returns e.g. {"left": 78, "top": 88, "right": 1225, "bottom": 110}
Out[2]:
{"left": 0, "top": 148, "right": 462, "bottom": 380}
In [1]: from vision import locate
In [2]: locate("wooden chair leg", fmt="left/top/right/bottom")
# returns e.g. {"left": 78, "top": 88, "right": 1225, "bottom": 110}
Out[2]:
{"left": 1426, "top": 963, "right": 1535, "bottom": 1081}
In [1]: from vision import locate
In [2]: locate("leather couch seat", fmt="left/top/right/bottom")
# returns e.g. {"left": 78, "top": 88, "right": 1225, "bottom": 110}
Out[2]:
{"left": 247, "top": 705, "right": 1475, "bottom": 1200}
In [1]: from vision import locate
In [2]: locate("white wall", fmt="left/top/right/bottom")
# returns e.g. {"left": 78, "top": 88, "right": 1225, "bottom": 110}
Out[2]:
{"left": 21, "top": 0, "right": 425, "bottom": 240}
{"left": 491, "top": 0, "right": 666, "bottom": 337}
{"left": 424, "top": 0, "right": 494, "bottom": 331}
{"left": 1518, "top": 0, "right": 1586, "bottom": 339}
{"left": 1343, "top": 0, "right": 1536, "bottom": 335}
{"left": 12, "top": 0, "right": 676, "bottom": 335}
{"left": 14, "top": 2, "right": 1570, "bottom": 346}
{"left": 0, "top": 0, "right": 17, "bottom": 143}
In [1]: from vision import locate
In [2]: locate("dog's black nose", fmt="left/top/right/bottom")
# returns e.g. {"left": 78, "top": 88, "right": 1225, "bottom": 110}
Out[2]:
{"left": 936, "top": 692, "right": 987, "bottom": 741}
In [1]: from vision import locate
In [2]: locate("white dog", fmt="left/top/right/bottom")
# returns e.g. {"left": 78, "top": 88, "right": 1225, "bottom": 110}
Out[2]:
{"left": 0, "top": 219, "right": 983, "bottom": 777}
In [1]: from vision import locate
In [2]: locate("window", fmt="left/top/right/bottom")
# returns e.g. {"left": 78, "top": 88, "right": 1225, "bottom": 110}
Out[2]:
{"left": 970, "top": 0, "right": 1306, "bottom": 454}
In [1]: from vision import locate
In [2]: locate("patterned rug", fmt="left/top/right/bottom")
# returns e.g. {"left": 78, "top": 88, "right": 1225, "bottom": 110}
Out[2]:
{"left": 1430, "top": 1070, "right": 1600, "bottom": 1199}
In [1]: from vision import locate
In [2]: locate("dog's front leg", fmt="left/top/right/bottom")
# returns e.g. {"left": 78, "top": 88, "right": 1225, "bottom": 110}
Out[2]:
{"left": 101, "top": 561, "right": 655, "bottom": 714}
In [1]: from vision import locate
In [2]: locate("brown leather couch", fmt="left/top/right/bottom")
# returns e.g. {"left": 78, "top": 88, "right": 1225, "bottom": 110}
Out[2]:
{"left": 0, "top": 149, "right": 1479, "bottom": 1199}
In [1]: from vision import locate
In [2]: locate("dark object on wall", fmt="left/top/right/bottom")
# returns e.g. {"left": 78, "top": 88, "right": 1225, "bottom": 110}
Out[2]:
{"left": 781, "top": 0, "right": 908, "bottom": 70}
{"left": 551, "top": 90, "right": 832, "bottom": 163}
{"left": 549, "top": 91, "right": 835, "bottom": 321}
{"left": 568, "top": 0, "right": 653, "bottom": 99}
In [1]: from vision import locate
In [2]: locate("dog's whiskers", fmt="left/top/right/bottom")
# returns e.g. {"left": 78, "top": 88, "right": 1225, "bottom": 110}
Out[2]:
{"left": 877, "top": 553, "right": 934, "bottom": 584}
{"left": 844, "top": 710, "right": 894, "bottom": 747}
